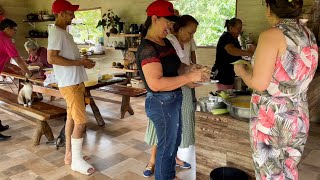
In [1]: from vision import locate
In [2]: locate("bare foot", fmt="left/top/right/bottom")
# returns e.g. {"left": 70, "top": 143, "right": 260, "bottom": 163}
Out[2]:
{"left": 175, "top": 157, "right": 185, "bottom": 166}
{"left": 65, "top": 151, "right": 72, "bottom": 165}
{"left": 65, "top": 154, "right": 90, "bottom": 165}
{"left": 173, "top": 176, "right": 181, "bottom": 180}
{"left": 146, "top": 162, "right": 155, "bottom": 169}
{"left": 88, "top": 167, "right": 96, "bottom": 175}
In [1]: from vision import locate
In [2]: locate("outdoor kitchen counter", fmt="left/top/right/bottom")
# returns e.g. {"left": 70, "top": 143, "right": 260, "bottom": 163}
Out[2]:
{"left": 195, "top": 72, "right": 320, "bottom": 179}
{"left": 195, "top": 112, "right": 255, "bottom": 179}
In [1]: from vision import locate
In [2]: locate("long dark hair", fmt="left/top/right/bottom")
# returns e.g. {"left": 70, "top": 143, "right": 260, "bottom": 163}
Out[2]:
{"left": 173, "top": 15, "right": 198, "bottom": 33}
{"left": 141, "top": 16, "right": 152, "bottom": 38}
{"left": 0, "top": 18, "right": 17, "bottom": 31}
{"left": 265, "top": 0, "right": 303, "bottom": 18}
{"left": 224, "top": 18, "right": 242, "bottom": 31}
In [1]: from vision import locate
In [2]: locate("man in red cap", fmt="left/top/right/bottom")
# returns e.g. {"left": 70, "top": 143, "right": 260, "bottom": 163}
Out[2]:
{"left": 47, "top": 0, "right": 95, "bottom": 176}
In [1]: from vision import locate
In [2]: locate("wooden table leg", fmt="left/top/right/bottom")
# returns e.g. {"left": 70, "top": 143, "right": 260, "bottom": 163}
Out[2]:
{"left": 86, "top": 91, "right": 105, "bottom": 126}
{"left": 33, "top": 120, "right": 54, "bottom": 146}
{"left": 18, "top": 79, "right": 22, "bottom": 91}
{"left": 121, "top": 95, "right": 134, "bottom": 119}
{"left": 50, "top": 96, "right": 56, "bottom": 101}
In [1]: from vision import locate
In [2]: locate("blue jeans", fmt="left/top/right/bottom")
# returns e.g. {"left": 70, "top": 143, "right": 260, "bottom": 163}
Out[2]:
{"left": 145, "top": 91, "right": 183, "bottom": 180}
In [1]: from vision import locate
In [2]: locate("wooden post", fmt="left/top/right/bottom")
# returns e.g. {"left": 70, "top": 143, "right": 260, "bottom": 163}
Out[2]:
{"left": 120, "top": 95, "right": 134, "bottom": 119}
{"left": 32, "top": 120, "right": 54, "bottom": 146}
{"left": 86, "top": 91, "right": 105, "bottom": 126}
{"left": 312, "top": 0, "right": 320, "bottom": 44}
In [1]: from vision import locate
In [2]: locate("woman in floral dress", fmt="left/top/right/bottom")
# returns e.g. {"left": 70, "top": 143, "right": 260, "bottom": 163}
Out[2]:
{"left": 234, "top": 0, "right": 318, "bottom": 179}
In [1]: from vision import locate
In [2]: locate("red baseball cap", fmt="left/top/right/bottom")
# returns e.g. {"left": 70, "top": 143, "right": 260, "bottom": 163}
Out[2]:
{"left": 147, "top": 0, "right": 178, "bottom": 22}
{"left": 52, "top": 0, "right": 79, "bottom": 14}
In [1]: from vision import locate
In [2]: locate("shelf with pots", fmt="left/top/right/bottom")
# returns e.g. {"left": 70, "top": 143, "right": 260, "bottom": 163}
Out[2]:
{"left": 23, "top": 13, "right": 54, "bottom": 41}
{"left": 23, "top": 13, "right": 55, "bottom": 28}
{"left": 128, "top": 48, "right": 138, "bottom": 52}
{"left": 25, "top": 29, "right": 49, "bottom": 40}
{"left": 25, "top": 36, "right": 48, "bottom": 39}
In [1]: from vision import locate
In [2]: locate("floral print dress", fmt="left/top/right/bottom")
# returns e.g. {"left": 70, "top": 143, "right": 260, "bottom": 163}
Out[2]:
{"left": 250, "top": 19, "right": 318, "bottom": 180}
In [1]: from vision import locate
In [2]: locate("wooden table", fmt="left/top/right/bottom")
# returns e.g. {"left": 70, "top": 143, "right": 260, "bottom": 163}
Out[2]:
{"left": 110, "top": 67, "right": 138, "bottom": 82}
{"left": 1, "top": 71, "right": 125, "bottom": 126}
{"left": 98, "top": 84, "right": 147, "bottom": 118}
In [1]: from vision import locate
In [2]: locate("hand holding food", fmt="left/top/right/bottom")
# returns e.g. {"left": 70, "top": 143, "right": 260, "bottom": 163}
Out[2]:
{"left": 82, "top": 58, "right": 96, "bottom": 69}
{"left": 232, "top": 60, "right": 252, "bottom": 77}
{"left": 188, "top": 69, "right": 204, "bottom": 82}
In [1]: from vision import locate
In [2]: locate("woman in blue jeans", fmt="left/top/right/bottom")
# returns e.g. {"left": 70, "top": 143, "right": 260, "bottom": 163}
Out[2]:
{"left": 136, "top": 1, "right": 210, "bottom": 180}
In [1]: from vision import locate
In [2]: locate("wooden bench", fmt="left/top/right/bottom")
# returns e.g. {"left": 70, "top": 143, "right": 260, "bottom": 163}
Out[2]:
{"left": 97, "top": 84, "right": 147, "bottom": 119}
{"left": 0, "top": 89, "right": 66, "bottom": 146}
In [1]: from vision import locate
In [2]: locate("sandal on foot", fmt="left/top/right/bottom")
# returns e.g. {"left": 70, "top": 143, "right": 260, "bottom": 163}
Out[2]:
{"left": 143, "top": 164, "right": 154, "bottom": 178}
{"left": 0, "top": 125, "right": 9, "bottom": 132}
{"left": 176, "top": 161, "right": 191, "bottom": 169}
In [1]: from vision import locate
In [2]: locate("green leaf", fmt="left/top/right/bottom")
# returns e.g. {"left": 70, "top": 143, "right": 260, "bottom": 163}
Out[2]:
{"left": 172, "top": 0, "right": 236, "bottom": 46}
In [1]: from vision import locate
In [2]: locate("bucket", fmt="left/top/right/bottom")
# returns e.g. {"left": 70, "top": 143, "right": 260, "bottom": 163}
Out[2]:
{"left": 84, "top": 69, "right": 99, "bottom": 87}
{"left": 210, "top": 167, "right": 249, "bottom": 180}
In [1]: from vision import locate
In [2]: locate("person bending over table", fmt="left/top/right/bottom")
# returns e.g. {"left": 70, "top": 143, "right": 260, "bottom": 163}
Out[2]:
{"left": 0, "top": 18, "right": 32, "bottom": 141}
{"left": 211, "top": 18, "right": 254, "bottom": 90}
{"left": 24, "top": 40, "right": 52, "bottom": 69}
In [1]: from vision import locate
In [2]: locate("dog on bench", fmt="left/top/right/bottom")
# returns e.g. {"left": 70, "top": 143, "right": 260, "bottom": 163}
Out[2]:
{"left": 17, "top": 79, "right": 33, "bottom": 107}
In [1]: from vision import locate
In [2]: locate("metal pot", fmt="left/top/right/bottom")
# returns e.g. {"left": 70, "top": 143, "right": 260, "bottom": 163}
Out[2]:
{"left": 198, "top": 96, "right": 226, "bottom": 113}
{"left": 223, "top": 95, "right": 251, "bottom": 122}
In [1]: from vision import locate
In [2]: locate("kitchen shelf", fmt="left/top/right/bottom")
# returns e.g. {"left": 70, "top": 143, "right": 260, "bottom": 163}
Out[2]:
{"left": 128, "top": 48, "right": 138, "bottom": 52}
{"left": 23, "top": 19, "right": 54, "bottom": 22}
{"left": 110, "top": 33, "right": 141, "bottom": 38}
{"left": 25, "top": 36, "right": 48, "bottom": 39}
{"left": 23, "top": 19, "right": 54, "bottom": 28}
{"left": 110, "top": 67, "right": 138, "bottom": 73}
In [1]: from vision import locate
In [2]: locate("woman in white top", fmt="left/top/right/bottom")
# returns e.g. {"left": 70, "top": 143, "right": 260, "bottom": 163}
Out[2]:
{"left": 143, "top": 15, "right": 200, "bottom": 177}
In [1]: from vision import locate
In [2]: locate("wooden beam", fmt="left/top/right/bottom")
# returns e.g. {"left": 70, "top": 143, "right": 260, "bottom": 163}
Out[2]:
{"left": 33, "top": 85, "right": 62, "bottom": 98}
{"left": 312, "top": 0, "right": 320, "bottom": 44}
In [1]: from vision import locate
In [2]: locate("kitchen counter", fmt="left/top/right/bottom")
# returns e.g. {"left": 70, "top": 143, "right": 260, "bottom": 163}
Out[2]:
{"left": 195, "top": 72, "right": 320, "bottom": 179}
{"left": 195, "top": 111, "right": 255, "bottom": 179}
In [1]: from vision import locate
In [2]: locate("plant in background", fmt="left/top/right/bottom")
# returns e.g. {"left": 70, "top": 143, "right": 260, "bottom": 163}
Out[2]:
{"left": 96, "top": 9, "right": 120, "bottom": 34}
{"left": 172, "top": 0, "right": 236, "bottom": 46}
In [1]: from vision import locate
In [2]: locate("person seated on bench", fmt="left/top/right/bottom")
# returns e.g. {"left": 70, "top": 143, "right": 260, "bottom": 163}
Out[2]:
{"left": 0, "top": 120, "right": 10, "bottom": 141}
{"left": 24, "top": 40, "right": 52, "bottom": 69}
{"left": 48, "top": 0, "right": 96, "bottom": 176}
{"left": 0, "top": 18, "right": 32, "bottom": 141}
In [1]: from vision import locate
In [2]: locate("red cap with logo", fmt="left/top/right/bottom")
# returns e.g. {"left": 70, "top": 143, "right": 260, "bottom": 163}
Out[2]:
{"left": 146, "top": 0, "right": 178, "bottom": 21}
{"left": 52, "top": 0, "right": 79, "bottom": 14}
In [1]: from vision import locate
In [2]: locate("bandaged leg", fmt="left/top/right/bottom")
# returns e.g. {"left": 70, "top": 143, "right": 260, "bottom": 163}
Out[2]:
{"left": 70, "top": 138, "right": 95, "bottom": 175}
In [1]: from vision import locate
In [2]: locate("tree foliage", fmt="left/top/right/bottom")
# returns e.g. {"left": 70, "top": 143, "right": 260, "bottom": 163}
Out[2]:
{"left": 172, "top": 0, "right": 236, "bottom": 46}
{"left": 69, "top": 9, "right": 103, "bottom": 44}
